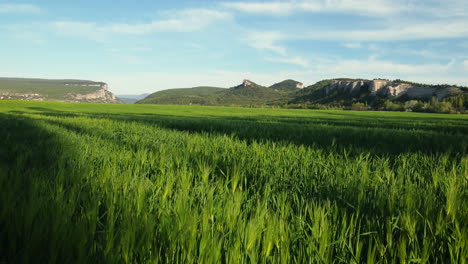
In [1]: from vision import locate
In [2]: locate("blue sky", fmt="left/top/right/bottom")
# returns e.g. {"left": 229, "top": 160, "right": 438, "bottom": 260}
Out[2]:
{"left": 1, "top": 0, "right": 467, "bottom": 94}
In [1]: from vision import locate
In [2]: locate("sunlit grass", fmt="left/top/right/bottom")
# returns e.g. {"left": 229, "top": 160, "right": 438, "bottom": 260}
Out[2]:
{"left": 0, "top": 100, "right": 467, "bottom": 263}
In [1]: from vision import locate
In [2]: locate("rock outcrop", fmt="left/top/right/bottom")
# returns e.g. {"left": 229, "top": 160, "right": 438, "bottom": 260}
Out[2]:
{"left": 326, "top": 80, "right": 366, "bottom": 94}
{"left": 325, "top": 79, "right": 462, "bottom": 100}
{"left": 242, "top": 79, "right": 253, "bottom": 87}
{"left": 0, "top": 80, "right": 121, "bottom": 103}
{"left": 66, "top": 84, "right": 119, "bottom": 103}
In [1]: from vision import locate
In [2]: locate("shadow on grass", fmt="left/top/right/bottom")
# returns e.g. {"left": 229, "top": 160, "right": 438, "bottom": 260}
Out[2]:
{"left": 0, "top": 109, "right": 464, "bottom": 262}
{"left": 17, "top": 107, "right": 468, "bottom": 157}
{"left": 0, "top": 113, "right": 98, "bottom": 263}
{"left": 14, "top": 108, "right": 463, "bottom": 227}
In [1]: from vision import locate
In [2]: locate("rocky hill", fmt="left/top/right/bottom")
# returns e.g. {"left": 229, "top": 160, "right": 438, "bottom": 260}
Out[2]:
{"left": 137, "top": 78, "right": 468, "bottom": 112}
{"left": 136, "top": 87, "right": 225, "bottom": 105}
{"left": 0, "top": 78, "right": 121, "bottom": 103}
{"left": 218, "top": 79, "right": 291, "bottom": 104}
{"left": 136, "top": 79, "right": 304, "bottom": 105}
{"left": 269, "top": 79, "right": 305, "bottom": 92}
{"left": 326, "top": 79, "right": 459, "bottom": 100}
{"left": 293, "top": 78, "right": 466, "bottom": 105}
{"left": 117, "top": 93, "right": 150, "bottom": 104}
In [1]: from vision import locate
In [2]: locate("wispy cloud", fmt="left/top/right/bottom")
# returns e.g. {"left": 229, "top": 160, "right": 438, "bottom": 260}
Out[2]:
{"left": 409, "top": 0, "right": 468, "bottom": 18}
{"left": 222, "top": 0, "right": 400, "bottom": 16}
{"left": 244, "top": 31, "right": 311, "bottom": 68}
{"left": 267, "top": 57, "right": 310, "bottom": 68}
{"left": 51, "top": 21, "right": 107, "bottom": 42}
{"left": 1, "top": 23, "right": 47, "bottom": 44}
{"left": 109, "top": 9, "right": 231, "bottom": 34}
{"left": 50, "top": 9, "right": 231, "bottom": 41}
{"left": 332, "top": 20, "right": 468, "bottom": 41}
{"left": 390, "top": 46, "right": 460, "bottom": 60}
{"left": 463, "top": 60, "right": 468, "bottom": 71}
{"left": 222, "top": 2, "right": 317, "bottom": 16}
{"left": 342, "top": 43, "right": 362, "bottom": 49}
{"left": 244, "top": 31, "right": 287, "bottom": 55}
{"left": 222, "top": 0, "right": 468, "bottom": 17}
{"left": 237, "top": 15, "right": 467, "bottom": 75}
{"left": 0, "top": 3, "right": 41, "bottom": 13}
{"left": 259, "top": 20, "right": 468, "bottom": 43}
{"left": 312, "top": 58, "right": 456, "bottom": 76}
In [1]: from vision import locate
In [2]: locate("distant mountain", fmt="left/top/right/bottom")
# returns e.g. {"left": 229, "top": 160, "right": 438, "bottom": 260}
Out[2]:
{"left": 269, "top": 79, "right": 305, "bottom": 92}
{"left": 136, "top": 87, "right": 225, "bottom": 105}
{"left": 136, "top": 79, "right": 305, "bottom": 105}
{"left": 218, "top": 79, "right": 287, "bottom": 105}
{"left": 0, "top": 77, "right": 121, "bottom": 103}
{"left": 136, "top": 77, "right": 468, "bottom": 112}
{"left": 117, "top": 93, "right": 150, "bottom": 104}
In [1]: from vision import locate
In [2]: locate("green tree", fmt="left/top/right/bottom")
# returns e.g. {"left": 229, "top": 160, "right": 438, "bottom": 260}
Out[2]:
{"left": 435, "top": 101, "right": 453, "bottom": 113}
{"left": 383, "top": 100, "right": 403, "bottom": 111}
{"left": 351, "top": 102, "right": 367, "bottom": 111}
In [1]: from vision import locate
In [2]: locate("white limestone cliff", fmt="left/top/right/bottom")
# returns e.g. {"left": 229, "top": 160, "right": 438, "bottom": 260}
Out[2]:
{"left": 66, "top": 83, "right": 119, "bottom": 103}
{"left": 242, "top": 79, "right": 253, "bottom": 87}
{"left": 327, "top": 80, "right": 366, "bottom": 94}
{"left": 325, "top": 79, "right": 459, "bottom": 100}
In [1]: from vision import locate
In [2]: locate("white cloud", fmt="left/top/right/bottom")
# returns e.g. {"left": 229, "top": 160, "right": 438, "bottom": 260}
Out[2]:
{"left": 312, "top": 58, "right": 456, "bottom": 76}
{"left": 266, "top": 20, "right": 468, "bottom": 42}
{"left": 0, "top": 3, "right": 41, "bottom": 13}
{"left": 463, "top": 60, "right": 468, "bottom": 71}
{"left": 109, "top": 9, "right": 231, "bottom": 34}
{"left": 267, "top": 57, "right": 310, "bottom": 68}
{"left": 408, "top": 0, "right": 468, "bottom": 18}
{"left": 243, "top": 31, "right": 311, "bottom": 68}
{"left": 222, "top": 0, "right": 400, "bottom": 16}
{"left": 387, "top": 46, "right": 459, "bottom": 60}
{"left": 244, "top": 31, "right": 287, "bottom": 55}
{"left": 343, "top": 43, "right": 362, "bottom": 49}
{"left": 10, "top": 32, "right": 47, "bottom": 45}
{"left": 222, "top": 0, "right": 468, "bottom": 17}
{"left": 50, "top": 9, "right": 231, "bottom": 41}
{"left": 335, "top": 20, "right": 468, "bottom": 41}
{"left": 321, "top": 0, "right": 399, "bottom": 15}
{"left": 1, "top": 23, "right": 47, "bottom": 44}
{"left": 51, "top": 21, "right": 108, "bottom": 42}
{"left": 222, "top": 2, "right": 318, "bottom": 15}
{"left": 238, "top": 20, "right": 468, "bottom": 68}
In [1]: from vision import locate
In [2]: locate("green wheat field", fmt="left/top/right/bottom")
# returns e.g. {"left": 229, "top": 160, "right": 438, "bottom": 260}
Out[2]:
{"left": 1, "top": 100, "right": 467, "bottom": 263}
